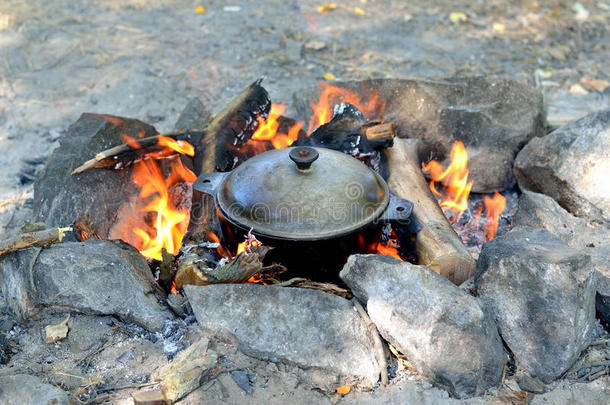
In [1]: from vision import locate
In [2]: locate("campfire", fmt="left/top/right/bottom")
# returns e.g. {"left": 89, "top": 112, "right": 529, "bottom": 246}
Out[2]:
{"left": 92, "top": 81, "right": 508, "bottom": 288}
{"left": 4, "top": 75, "right": 607, "bottom": 404}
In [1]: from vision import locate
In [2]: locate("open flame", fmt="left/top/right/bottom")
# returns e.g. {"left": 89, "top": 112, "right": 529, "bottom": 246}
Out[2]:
{"left": 421, "top": 141, "right": 473, "bottom": 221}
{"left": 483, "top": 192, "right": 506, "bottom": 241}
{"left": 110, "top": 136, "right": 196, "bottom": 261}
{"left": 422, "top": 141, "right": 506, "bottom": 241}
{"left": 308, "top": 82, "right": 385, "bottom": 133}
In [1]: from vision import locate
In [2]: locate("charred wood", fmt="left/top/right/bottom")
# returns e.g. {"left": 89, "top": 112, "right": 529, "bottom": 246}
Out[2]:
{"left": 174, "top": 246, "right": 272, "bottom": 289}
{"left": 196, "top": 79, "right": 271, "bottom": 174}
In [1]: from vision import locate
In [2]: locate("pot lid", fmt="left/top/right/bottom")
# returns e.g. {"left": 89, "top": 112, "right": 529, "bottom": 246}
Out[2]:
{"left": 217, "top": 146, "right": 389, "bottom": 240}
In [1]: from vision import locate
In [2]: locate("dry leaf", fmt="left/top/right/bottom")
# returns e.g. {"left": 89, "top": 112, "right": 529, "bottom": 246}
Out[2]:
{"left": 336, "top": 384, "right": 351, "bottom": 395}
{"left": 449, "top": 12, "right": 467, "bottom": 24}
{"left": 194, "top": 5, "right": 206, "bottom": 14}
{"left": 492, "top": 22, "right": 505, "bottom": 34}
{"left": 354, "top": 7, "right": 366, "bottom": 16}
{"left": 579, "top": 77, "right": 610, "bottom": 93}
{"left": 45, "top": 314, "right": 70, "bottom": 344}
{"left": 318, "top": 4, "right": 337, "bottom": 13}
{"left": 323, "top": 72, "right": 336, "bottom": 81}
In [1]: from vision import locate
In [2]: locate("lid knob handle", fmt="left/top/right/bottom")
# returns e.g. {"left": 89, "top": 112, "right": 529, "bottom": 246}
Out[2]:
{"left": 289, "top": 147, "right": 319, "bottom": 171}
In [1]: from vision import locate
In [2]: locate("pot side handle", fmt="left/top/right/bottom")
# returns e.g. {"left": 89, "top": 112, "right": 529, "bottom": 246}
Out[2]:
{"left": 193, "top": 172, "right": 230, "bottom": 197}
{"left": 379, "top": 194, "right": 422, "bottom": 233}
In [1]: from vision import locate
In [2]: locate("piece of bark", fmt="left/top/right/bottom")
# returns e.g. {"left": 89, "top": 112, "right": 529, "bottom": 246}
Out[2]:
{"left": 0, "top": 227, "right": 72, "bottom": 257}
{"left": 385, "top": 138, "right": 475, "bottom": 284}
{"left": 45, "top": 313, "right": 70, "bottom": 344}
{"left": 195, "top": 79, "right": 270, "bottom": 174}
{"left": 174, "top": 246, "right": 271, "bottom": 289}
{"left": 155, "top": 337, "right": 218, "bottom": 402}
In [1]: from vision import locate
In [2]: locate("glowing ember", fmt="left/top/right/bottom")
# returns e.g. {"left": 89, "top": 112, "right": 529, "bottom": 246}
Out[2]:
{"left": 483, "top": 192, "right": 506, "bottom": 241}
{"left": 307, "top": 82, "right": 385, "bottom": 133}
{"left": 111, "top": 136, "right": 196, "bottom": 261}
{"left": 421, "top": 141, "right": 473, "bottom": 221}
{"left": 358, "top": 231, "right": 404, "bottom": 261}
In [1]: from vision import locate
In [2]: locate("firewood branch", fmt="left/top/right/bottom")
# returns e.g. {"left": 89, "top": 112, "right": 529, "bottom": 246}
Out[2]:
{"left": 0, "top": 227, "right": 73, "bottom": 257}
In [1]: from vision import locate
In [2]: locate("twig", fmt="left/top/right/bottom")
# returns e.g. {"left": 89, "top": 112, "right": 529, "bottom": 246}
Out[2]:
{"left": 0, "top": 227, "right": 72, "bottom": 257}
{"left": 351, "top": 298, "right": 388, "bottom": 387}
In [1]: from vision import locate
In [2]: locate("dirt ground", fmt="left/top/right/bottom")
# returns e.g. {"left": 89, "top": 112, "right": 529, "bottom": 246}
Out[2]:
{"left": 0, "top": 1, "right": 609, "bottom": 403}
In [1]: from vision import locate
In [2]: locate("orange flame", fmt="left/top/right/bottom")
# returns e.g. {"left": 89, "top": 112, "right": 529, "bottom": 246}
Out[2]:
{"left": 483, "top": 192, "right": 506, "bottom": 241}
{"left": 308, "top": 82, "right": 385, "bottom": 133}
{"left": 358, "top": 232, "right": 404, "bottom": 261}
{"left": 421, "top": 141, "right": 473, "bottom": 221}
{"left": 113, "top": 136, "right": 196, "bottom": 261}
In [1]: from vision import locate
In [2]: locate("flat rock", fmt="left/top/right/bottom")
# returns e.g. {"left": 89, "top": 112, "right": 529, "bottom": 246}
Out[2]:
{"left": 295, "top": 77, "right": 545, "bottom": 192}
{"left": 514, "top": 109, "right": 610, "bottom": 224}
{"left": 183, "top": 283, "right": 379, "bottom": 389}
{"left": 0, "top": 374, "right": 70, "bottom": 405}
{"left": 340, "top": 254, "right": 504, "bottom": 399}
{"left": 0, "top": 239, "right": 172, "bottom": 331}
{"left": 513, "top": 191, "right": 610, "bottom": 325}
{"left": 475, "top": 227, "right": 596, "bottom": 383}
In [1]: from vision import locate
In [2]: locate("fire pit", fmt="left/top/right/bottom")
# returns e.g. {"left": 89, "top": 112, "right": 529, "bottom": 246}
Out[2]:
{"left": 1, "top": 76, "right": 609, "bottom": 404}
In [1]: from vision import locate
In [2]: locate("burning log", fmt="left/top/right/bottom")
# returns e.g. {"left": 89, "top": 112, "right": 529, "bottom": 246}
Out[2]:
{"left": 70, "top": 130, "right": 203, "bottom": 174}
{"left": 0, "top": 226, "right": 73, "bottom": 257}
{"left": 385, "top": 138, "right": 475, "bottom": 284}
{"left": 196, "top": 79, "right": 271, "bottom": 174}
{"left": 174, "top": 246, "right": 272, "bottom": 289}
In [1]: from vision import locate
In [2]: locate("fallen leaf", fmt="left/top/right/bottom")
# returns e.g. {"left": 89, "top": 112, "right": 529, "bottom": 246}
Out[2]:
{"left": 492, "top": 22, "right": 505, "bottom": 34}
{"left": 579, "top": 77, "right": 610, "bottom": 93}
{"left": 194, "top": 5, "right": 205, "bottom": 14}
{"left": 45, "top": 313, "right": 70, "bottom": 344}
{"left": 569, "top": 84, "right": 589, "bottom": 95}
{"left": 449, "top": 11, "right": 467, "bottom": 24}
{"left": 336, "top": 384, "right": 351, "bottom": 395}
{"left": 354, "top": 7, "right": 366, "bottom": 16}
{"left": 318, "top": 4, "right": 337, "bottom": 13}
{"left": 323, "top": 72, "right": 336, "bottom": 81}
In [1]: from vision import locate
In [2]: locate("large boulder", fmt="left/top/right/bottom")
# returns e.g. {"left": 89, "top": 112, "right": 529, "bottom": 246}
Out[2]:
{"left": 0, "top": 374, "right": 70, "bottom": 405}
{"left": 475, "top": 227, "right": 596, "bottom": 383}
{"left": 513, "top": 191, "right": 610, "bottom": 326}
{"left": 0, "top": 239, "right": 172, "bottom": 331}
{"left": 295, "top": 77, "right": 545, "bottom": 192}
{"left": 514, "top": 109, "right": 610, "bottom": 224}
{"left": 340, "top": 254, "right": 504, "bottom": 399}
{"left": 184, "top": 283, "right": 379, "bottom": 389}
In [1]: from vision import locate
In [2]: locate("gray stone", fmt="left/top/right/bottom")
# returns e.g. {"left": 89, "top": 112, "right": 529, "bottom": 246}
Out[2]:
{"left": 33, "top": 113, "right": 157, "bottom": 237}
{"left": 284, "top": 39, "right": 303, "bottom": 61}
{"left": 340, "top": 255, "right": 504, "bottom": 399}
{"left": 513, "top": 191, "right": 610, "bottom": 325}
{"left": 295, "top": 77, "right": 545, "bottom": 192}
{"left": 514, "top": 109, "right": 610, "bottom": 224}
{"left": 183, "top": 283, "right": 379, "bottom": 389}
{"left": 475, "top": 227, "right": 596, "bottom": 383}
{"left": 0, "top": 374, "right": 70, "bottom": 405}
{"left": 0, "top": 239, "right": 172, "bottom": 331}
{"left": 174, "top": 98, "right": 211, "bottom": 131}
{"left": 530, "top": 379, "right": 609, "bottom": 405}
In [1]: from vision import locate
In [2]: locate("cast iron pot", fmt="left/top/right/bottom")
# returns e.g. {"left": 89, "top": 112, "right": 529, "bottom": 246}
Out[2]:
{"left": 193, "top": 146, "right": 416, "bottom": 276}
